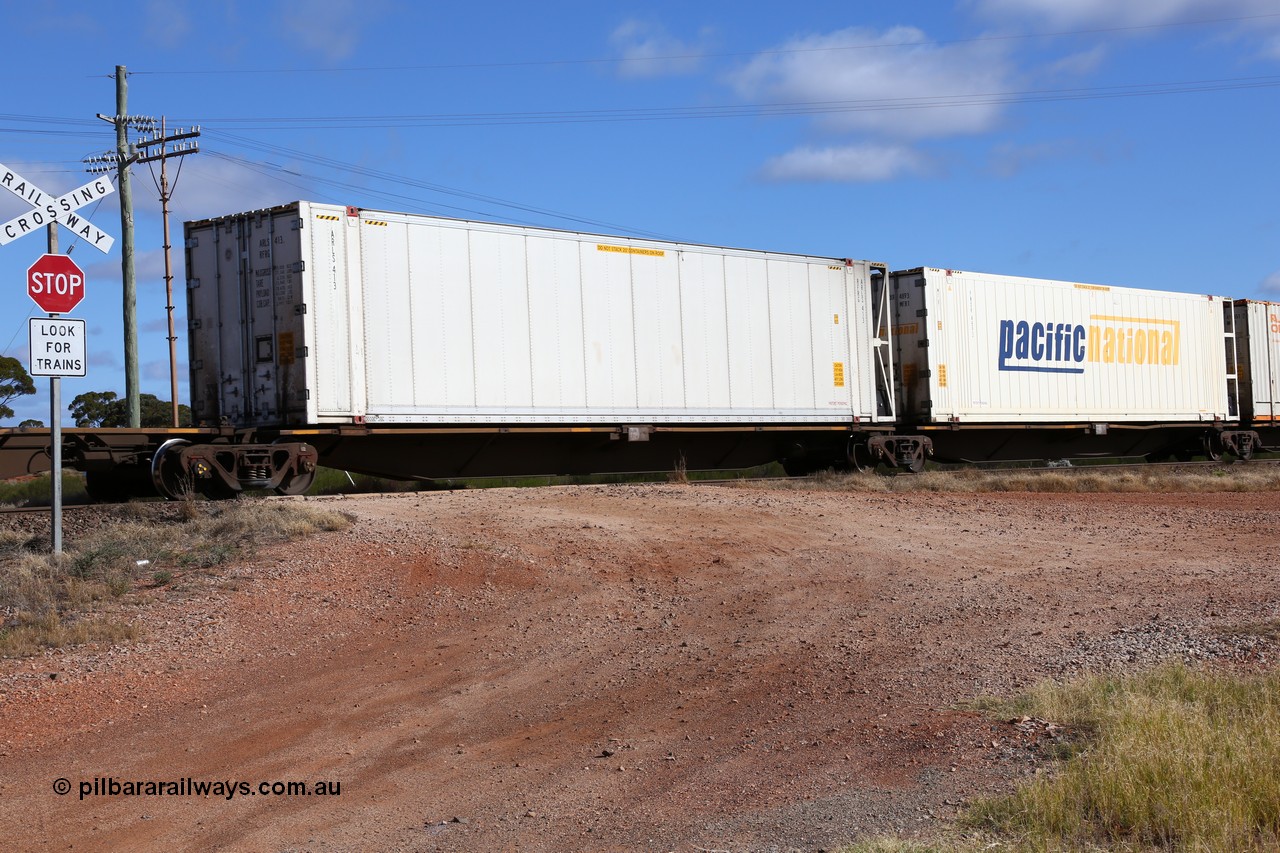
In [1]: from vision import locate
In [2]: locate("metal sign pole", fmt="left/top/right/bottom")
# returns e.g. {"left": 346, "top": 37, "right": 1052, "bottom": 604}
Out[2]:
{"left": 46, "top": 223, "right": 62, "bottom": 554}
{"left": 50, "top": 368, "right": 61, "bottom": 554}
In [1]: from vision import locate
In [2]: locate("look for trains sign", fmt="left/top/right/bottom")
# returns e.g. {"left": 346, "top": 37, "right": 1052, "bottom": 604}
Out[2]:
{"left": 0, "top": 161, "right": 115, "bottom": 253}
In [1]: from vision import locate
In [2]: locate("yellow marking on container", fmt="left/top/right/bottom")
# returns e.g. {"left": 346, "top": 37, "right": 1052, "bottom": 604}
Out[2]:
{"left": 833, "top": 313, "right": 840, "bottom": 325}
{"left": 891, "top": 323, "right": 918, "bottom": 336}
{"left": 597, "top": 244, "right": 665, "bottom": 257}
{"left": 833, "top": 362, "right": 845, "bottom": 388}
{"left": 936, "top": 320, "right": 943, "bottom": 331}
{"left": 938, "top": 364, "right": 948, "bottom": 387}
{"left": 278, "top": 332, "right": 295, "bottom": 366}
{"left": 364, "top": 220, "right": 388, "bottom": 227}
{"left": 1075, "top": 283, "right": 1111, "bottom": 292}
{"left": 316, "top": 214, "right": 340, "bottom": 222}
{"left": 1085, "top": 316, "right": 1181, "bottom": 365}
{"left": 1089, "top": 315, "right": 1179, "bottom": 326}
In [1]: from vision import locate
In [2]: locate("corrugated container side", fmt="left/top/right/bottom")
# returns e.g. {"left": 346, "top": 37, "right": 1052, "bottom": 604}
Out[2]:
{"left": 892, "top": 268, "right": 1233, "bottom": 424}
{"left": 351, "top": 209, "right": 888, "bottom": 425}
{"left": 1236, "top": 300, "right": 1280, "bottom": 423}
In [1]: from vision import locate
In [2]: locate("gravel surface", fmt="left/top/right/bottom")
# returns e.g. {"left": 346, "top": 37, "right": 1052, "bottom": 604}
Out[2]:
{"left": 0, "top": 485, "right": 1276, "bottom": 851}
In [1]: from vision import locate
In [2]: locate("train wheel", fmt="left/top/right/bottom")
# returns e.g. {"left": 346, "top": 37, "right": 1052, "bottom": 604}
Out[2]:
{"left": 903, "top": 445, "right": 926, "bottom": 473}
{"left": 848, "top": 439, "right": 875, "bottom": 474}
{"left": 1203, "top": 433, "right": 1224, "bottom": 463}
{"left": 274, "top": 467, "right": 317, "bottom": 496}
{"left": 1238, "top": 437, "right": 1256, "bottom": 462}
{"left": 150, "top": 439, "right": 194, "bottom": 500}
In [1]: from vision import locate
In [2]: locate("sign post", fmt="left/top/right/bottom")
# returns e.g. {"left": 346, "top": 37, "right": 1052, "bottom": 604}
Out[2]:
{"left": 1, "top": 162, "right": 110, "bottom": 554}
{"left": 27, "top": 255, "right": 89, "bottom": 555}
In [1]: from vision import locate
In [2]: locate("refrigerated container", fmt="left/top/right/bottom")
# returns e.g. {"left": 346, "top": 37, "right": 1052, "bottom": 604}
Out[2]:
{"left": 185, "top": 203, "right": 896, "bottom": 430}
{"left": 891, "top": 267, "right": 1238, "bottom": 425}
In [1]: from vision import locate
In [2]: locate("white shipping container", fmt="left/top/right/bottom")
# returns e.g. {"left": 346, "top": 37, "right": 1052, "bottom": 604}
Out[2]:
{"left": 185, "top": 202, "right": 895, "bottom": 429}
{"left": 891, "top": 268, "right": 1236, "bottom": 424}
{"left": 1235, "top": 300, "right": 1280, "bottom": 424}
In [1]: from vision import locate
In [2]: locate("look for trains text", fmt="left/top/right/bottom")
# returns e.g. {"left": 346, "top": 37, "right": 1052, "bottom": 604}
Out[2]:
{"left": 31, "top": 321, "right": 83, "bottom": 373}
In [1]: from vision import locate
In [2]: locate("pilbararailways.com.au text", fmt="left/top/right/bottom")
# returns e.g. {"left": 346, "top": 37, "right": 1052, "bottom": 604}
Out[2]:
{"left": 57, "top": 777, "right": 342, "bottom": 801}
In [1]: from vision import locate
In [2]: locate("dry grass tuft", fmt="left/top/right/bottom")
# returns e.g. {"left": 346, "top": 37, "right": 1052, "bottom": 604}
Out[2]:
{"left": 0, "top": 500, "right": 352, "bottom": 658}
{"left": 966, "top": 663, "right": 1280, "bottom": 852}
{"left": 769, "top": 465, "right": 1280, "bottom": 494}
{"left": 0, "top": 611, "right": 139, "bottom": 658}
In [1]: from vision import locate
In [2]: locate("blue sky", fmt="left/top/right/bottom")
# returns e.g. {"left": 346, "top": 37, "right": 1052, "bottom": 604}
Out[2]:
{"left": 2, "top": 0, "right": 1278, "bottom": 425}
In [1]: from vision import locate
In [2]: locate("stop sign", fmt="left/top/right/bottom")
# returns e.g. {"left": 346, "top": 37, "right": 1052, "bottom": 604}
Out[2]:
{"left": 27, "top": 254, "right": 86, "bottom": 314}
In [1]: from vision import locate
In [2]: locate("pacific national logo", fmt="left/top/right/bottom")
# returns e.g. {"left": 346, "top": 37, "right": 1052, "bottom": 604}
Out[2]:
{"left": 997, "top": 315, "right": 1181, "bottom": 374}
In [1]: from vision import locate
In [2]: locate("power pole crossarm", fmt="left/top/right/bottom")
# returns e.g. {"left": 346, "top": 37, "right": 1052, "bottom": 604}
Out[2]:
{"left": 90, "top": 69, "right": 193, "bottom": 429}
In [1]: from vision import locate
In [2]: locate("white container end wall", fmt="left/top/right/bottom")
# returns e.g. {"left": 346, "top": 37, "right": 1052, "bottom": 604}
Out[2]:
{"left": 1235, "top": 300, "right": 1280, "bottom": 424}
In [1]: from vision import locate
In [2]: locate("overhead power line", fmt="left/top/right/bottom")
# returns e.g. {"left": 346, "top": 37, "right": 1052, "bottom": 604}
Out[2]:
{"left": 202, "top": 138, "right": 679, "bottom": 240}
{"left": 127, "top": 11, "right": 1280, "bottom": 76}
{"left": 174, "top": 74, "right": 1280, "bottom": 130}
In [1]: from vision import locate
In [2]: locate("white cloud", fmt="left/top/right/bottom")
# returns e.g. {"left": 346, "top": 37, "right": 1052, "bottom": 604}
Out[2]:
{"left": 166, "top": 157, "right": 312, "bottom": 223}
{"left": 987, "top": 140, "right": 1085, "bottom": 177}
{"left": 279, "top": 0, "right": 385, "bottom": 62}
{"left": 1046, "top": 44, "right": 1109, "bottom": 76}
{"left": 145, "top": 0, "right": 190, "bottom": 43}
{"left": 143, "top": 316, "right": 184, "bottom": 335}
{"left": 610, "top": 20, "right": 712, "bottom": 78}
{"left": 1264, "top": 31, "right": 1280, "bottom": 59}
{"left": 972, "top": 0, "right": 1280, "bottom": 29}
{"left": 760, "top": 144, "right": 929, "bottom": 183}
{"left": 89, "top": 350, "right": 122, "bottom": 369}
{"left": 1261, "top": 270, "right": 1280, "bottom": 293}
{"left": 730, "top": 26, "right": 1014, "bottom": 138}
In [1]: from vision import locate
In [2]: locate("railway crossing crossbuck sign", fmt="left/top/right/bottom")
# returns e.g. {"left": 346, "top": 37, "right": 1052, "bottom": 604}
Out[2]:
{"left": 28, "top": 253, "right": 86, "bottom": 314}
{"left": 0, "top": 161, "right": 116, "bottom": 253}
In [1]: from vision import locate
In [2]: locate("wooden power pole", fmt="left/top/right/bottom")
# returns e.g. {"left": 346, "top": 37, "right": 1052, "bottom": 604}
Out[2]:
{"left": 136, "top": 118, "right": 201, "bottom": 426}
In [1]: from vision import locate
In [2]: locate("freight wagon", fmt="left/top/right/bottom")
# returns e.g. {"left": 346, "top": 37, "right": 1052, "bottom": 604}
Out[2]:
{"left": 0, "top": 203, "right": 1272, "bottom": 498}
{"left": 6, "top": 202, "right": 926, "bottom": 499}
{"left": 890, "top": 267, "right": 1260, "bottom": 462}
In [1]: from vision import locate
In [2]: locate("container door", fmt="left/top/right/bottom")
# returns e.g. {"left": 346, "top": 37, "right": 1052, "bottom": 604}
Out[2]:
{"left": 890, "top": 271, "right": 931, "bottom": 423}
{"left": 243, "top": 214, "right": 283, "bottom": 423}
{"left": 1263, "top": 303, "right": 1280, "bottom": 421}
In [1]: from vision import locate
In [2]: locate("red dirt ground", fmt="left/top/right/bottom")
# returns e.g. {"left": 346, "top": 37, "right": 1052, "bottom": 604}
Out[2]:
{"left": 1, "top": 485, "right": 1276, "bottom": 851}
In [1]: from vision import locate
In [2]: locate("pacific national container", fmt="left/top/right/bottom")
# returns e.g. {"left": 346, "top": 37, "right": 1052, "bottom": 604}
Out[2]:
{"left": 890, "top": 267, "right": 1238, "bottom": 425}
{"left": 184, "top": 202, "right": 895, "bottom": 430}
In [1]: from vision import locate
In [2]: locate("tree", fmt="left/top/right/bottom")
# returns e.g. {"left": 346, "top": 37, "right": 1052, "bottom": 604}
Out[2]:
{"left": 0, "top": 356, "right": 36, "bottom": 422}
{"left": 69, "top": 390, "right": 119, "bottom": 427}
{"left": 136, "top": 394, "right": 193, "bottom": 428}
{"left": 18, "top": 419, "right": 44, "bottom": 428}
{"left": 69, "top": 390, "right": 191, "bottom": 428}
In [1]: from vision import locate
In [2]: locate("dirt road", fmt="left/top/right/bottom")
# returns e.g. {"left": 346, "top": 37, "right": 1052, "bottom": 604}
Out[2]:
{"left": 1, "top": 485, "right": 1276, "bottom": 851}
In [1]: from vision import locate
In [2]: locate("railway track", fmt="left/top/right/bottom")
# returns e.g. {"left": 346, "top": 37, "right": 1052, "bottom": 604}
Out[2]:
{"left": 3, "top": 457, "right": 1275, "bottom": 513}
